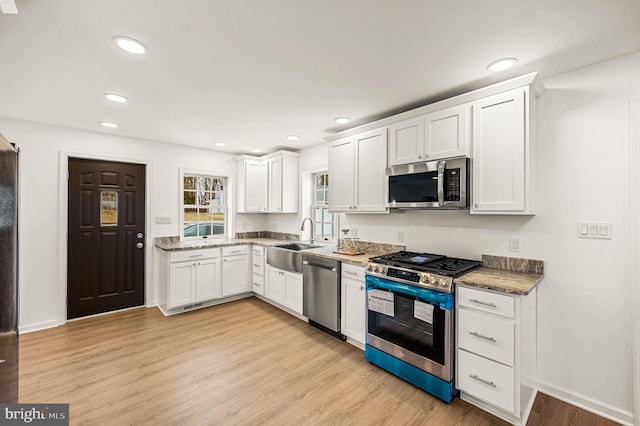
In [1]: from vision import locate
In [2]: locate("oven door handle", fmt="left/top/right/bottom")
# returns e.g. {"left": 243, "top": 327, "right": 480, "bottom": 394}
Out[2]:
{"left": 365, "top": 275, "right": 453, "bottom": 310}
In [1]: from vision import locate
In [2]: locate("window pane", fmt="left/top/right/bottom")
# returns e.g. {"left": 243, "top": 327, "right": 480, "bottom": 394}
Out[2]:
{"left": 184, "top": 190, "right": 196, "bottom": 205}
{"left": 315, "top": 189, "right": 325, "bottom": 204}
{"left": 323, "top": 208, "right": 332, "bottom": 222}
{"left": 197, "top": 191, "right": 211, "bottom": 206}
{"left": 323, "top": 224, "right": 332, "bottom": 237}
{"left": 183, "top": 176, "right": 196, "bottom": 190}
{"left": 314, "top": 223, "right": 322, "bottom": 236}
{"left": 314, "top": 208, "right": 322, "bottom": 222}
{"left": 100, "top": 191, "right": 118, "bottom": 226}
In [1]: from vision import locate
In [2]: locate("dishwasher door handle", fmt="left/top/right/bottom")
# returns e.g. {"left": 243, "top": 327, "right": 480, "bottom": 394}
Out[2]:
{"left": 303, "top": 260, "right": 337, "bottom": 272}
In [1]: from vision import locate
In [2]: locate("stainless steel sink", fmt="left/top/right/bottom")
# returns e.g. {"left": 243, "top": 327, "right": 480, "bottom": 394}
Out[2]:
{"left": 274, "top": 242, "right": 320, "bottom": 251}
{"left": 267, "top": 242, "right": 320, "bottom": 273}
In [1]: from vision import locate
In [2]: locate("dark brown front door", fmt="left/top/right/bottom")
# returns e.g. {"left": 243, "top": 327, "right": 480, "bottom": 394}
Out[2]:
{"left": 67, "top": 158, "right": 146, "bottom": 319}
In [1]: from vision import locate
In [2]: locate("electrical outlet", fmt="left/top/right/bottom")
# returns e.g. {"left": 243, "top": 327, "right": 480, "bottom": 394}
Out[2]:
{"left": 396, "top": 231, "right": 404, "bottom": 243}
{"left": 509, "top": 237, "right": 520, "bottom": 253}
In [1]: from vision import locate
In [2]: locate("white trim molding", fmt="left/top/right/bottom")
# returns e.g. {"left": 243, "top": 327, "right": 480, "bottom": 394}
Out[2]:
{"left": 57, "top": 151, "right": 154, "bottom": 329}
{"left": 630, "top": 98, "right": 640, "bottom": 426}
{"left": 536, "top": 380, "right": 634, "bottom": 426}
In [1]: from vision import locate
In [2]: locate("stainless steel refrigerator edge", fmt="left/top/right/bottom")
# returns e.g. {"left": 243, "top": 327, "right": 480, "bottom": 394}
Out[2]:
{"left": 0, "top": 132, "right": 18, "bottom": 403}
{"left": 302, "top": 254, "right": 342, "bottom": 336}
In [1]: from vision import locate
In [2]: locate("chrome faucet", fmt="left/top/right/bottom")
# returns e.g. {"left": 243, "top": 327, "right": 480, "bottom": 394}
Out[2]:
{"left": 300, "top": 217, "right": 314, "bottom": 243}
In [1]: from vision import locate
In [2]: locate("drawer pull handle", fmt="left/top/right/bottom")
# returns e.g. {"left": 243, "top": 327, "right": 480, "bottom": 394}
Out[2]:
{"left": 253, "top": 264, "right": 260, "bottom": 267}
{"left": 469, "top": 374, "right": 497, "bottom": 388}
{"left": 469, "top": 331, "right": 497, "bottom": 343}
{"left": 344, "top": 271, "right": 359, "bottom": 276}
{"left": 189, "top": 254, "right": 204, "bottom": 258}
{"left": 469, "top": 298, "right": 497, "bottom": 308}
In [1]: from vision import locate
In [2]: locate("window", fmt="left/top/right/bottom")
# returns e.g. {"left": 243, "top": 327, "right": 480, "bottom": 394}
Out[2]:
{"left": 312, "top": 172, "right": 335, "bottom": 240}
{"left": 182, "top": 174, "right": 226, "bottom": 239}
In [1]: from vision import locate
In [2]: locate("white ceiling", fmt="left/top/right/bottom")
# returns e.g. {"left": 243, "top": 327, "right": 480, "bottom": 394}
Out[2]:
{"left": 1, "top": 1, "right": 639, "bottom": 155}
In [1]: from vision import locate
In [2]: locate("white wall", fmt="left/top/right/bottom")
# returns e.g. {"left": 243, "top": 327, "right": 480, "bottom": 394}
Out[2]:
{"left": 297, "top": 51, "right": 640, "bottom": 423}
{"left": 0, "top": 118, "right": 237, "bottom": 332}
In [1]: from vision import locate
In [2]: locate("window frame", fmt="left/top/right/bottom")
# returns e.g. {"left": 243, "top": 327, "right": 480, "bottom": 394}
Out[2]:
{"left": 311, "top": 171, "right": 336, "bottom": 242}
{"left": 179, "top": 167, "right": 231, "bottom": 241}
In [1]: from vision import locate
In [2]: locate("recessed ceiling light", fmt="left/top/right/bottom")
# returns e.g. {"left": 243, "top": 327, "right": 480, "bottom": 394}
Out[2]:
{"left": 251, "top": 149, "right": 262, "bottom": 153}
{"left": 104, "top": 93, "right": 128, "bottom": 103}
{"left": 100, "top": 121, "right": 118, "bottom": 128}
{"left": 335, "top": 117, "right": 350, "bottom": 124}
{"left": 487, "top": 58, "right": 517, "bottom": 72}
{"left": 114, "top": 36, "right": 147, "bottom": 55}
{"left": 214, "top": 142, "right": 226, "bottom": 147}
{"left": 287, "top": 135, "right": 299, "bottom": 141}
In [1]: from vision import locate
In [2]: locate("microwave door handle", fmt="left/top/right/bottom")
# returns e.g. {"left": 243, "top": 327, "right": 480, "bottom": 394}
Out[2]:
{"left": 437, "top": 161, "right": 445, "bottom": 205}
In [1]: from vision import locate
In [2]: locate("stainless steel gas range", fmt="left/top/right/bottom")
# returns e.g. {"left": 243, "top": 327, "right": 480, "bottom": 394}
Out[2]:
{"left": 365, "top": 251, "right": 482, "bottom": 403}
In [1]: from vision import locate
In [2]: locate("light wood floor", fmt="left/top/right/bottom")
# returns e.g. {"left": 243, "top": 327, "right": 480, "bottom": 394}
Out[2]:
{"left": 18, "top": 297, "right": 613, "bottom": 425}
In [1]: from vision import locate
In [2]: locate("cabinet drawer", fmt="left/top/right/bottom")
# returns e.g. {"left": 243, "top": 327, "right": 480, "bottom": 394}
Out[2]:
{"left": 252, "top": 255, "right": 265, "bottom": 276}
{"left": 458, "top": 286, "right": 514, "bottom": 318}
{"left": 252, "top": 245, "right": 265, "bottom": 256}
{"left": 341, "top": 263, "right": 365, "bottom": 281}
{"left": 458, "top": 349, "right": 515, "bottom": 413}
{"left": 222, "top": 245, "right": 249, "bottom": 256}
{"left": 458, "top": 308, "right": 514, "bottom": 366}
{"left": 252, "top": 274, "right": 264, "bottom": 295}
{"left": 169, "top": 248, "right": 221, "bottom": 263}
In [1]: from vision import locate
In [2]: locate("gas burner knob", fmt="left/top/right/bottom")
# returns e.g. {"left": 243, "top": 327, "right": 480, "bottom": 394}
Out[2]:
{"left": 429, "top": 275, "right": 437, "bottom": 284}
{"left": 366, "top": 264, "right": 374, "bottom": 272}
{"left": 438, "top": 278, "right": 448, "bottom": 287}
{"left": 375, "top": 265, "right": 384, "bottom": 274}
{"left": 420, "top": 275, "right": 429, "bottom": 284}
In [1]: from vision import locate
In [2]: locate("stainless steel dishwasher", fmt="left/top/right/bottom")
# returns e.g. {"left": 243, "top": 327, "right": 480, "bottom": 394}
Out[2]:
{"left": 302, "top": 254, "right": 344, "bottom": 339}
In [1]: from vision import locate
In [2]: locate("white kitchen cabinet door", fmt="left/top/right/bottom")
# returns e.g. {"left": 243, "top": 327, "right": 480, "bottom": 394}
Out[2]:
{"left": 168, "top": 261, "right": 196, "bottom": 309}
{"left": 328, "top": 136, "right": 355, "bottom": 212}
{"left": 195, "top": 257, "right": 222, "bottom": 302}
{"left": 222, "top": 254, "right": 250, "bottom": 296}
{"left": 244, "top": 160, "right": 261, "bottom": 212}
{"left": 265, "top": 267, "right": 285, "bottom": 304}
{"left": 472, "top": 88, "right": 530, "bottom": 214}
{"left": 268, "top": 157, "right": 283, "bottom": 212}
{"left": 259, "top": 160, "right": 269, "bottom": 212}
{"left": 388, "top": 116, "right": 425, "bottom": 166}
{"left": 355, "top": 128, "right": 388, "bottom": 212}
{"left": 341, "top": 264, "right": 366, "bottom": 346}
{"left": 283, "top": 272, "right": 303, "bottom": 314}
{"left": 425, "top": 104, "right": 468, "bottom": 160}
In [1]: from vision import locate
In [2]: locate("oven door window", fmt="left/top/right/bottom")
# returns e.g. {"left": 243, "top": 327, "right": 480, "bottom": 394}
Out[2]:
{"left": 388, "top": 171, "right": 438, "bottom": 203}
{"left": 368, "top": 289, "right": 446, "bottom": 365}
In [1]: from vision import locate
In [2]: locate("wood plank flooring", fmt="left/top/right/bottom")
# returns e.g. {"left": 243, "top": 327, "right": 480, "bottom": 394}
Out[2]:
{"left": 18, "top": 297, "right": 614, "bottom": 425}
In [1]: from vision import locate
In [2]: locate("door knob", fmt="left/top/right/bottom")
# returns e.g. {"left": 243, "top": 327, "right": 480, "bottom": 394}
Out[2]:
{"left": 136, "top": 242, "right": 144, "bottom": 249}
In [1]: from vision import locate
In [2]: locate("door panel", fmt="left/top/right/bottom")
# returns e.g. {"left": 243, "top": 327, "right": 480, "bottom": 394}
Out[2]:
{"left": 68, "top": 158, "right": 145, "bottom": 319}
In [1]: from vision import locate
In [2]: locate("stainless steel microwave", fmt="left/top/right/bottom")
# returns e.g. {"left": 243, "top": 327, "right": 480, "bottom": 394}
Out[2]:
{"left": 386, "top": 157, "right": 469, "bottom": 209}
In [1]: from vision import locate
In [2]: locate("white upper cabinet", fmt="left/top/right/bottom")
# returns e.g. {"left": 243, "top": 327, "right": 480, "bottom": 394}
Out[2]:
{"left": 236, "top": 151, "right": 299, "bottom": 214}
{"left": 236, "top": 159, "right": 260, "bottom": 213}
{"left": 388, "top": 105, "right": 468, "bottom": 167}
{"left": 471, "top": 87, "right": 535, "bottom": 215}
{"left": 329, "top": 128, "right": 387, "bottom": 213}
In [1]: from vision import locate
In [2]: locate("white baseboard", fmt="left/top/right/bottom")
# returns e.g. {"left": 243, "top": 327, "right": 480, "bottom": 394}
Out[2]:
{"left": 536, "top": 380, "right": 634, "bottom": 426}
{"left": 19, "top": 319, "right": 63, "bottom": 334}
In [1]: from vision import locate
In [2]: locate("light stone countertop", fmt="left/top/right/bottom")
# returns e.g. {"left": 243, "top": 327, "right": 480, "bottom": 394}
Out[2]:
{"left": 454, "top": 255, "right": 544, "bottom": 295}
{"left": 155, "top": 236, "right": 401, "bottom": 267}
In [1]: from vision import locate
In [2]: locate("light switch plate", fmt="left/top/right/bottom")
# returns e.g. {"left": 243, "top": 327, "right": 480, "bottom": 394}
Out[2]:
{"left": 577, "top": 221, "right": 612, "bottom": 239}
{"left": 155, "top": 216, "right": 172, "bottom": 225}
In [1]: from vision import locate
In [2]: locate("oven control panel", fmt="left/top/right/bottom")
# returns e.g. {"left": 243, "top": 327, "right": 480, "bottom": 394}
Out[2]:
{"left": 365, "top": 263, "right": 454, "bottom": 293}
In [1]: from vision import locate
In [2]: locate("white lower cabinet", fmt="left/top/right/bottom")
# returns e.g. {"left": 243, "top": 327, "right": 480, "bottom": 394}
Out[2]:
{"left": 265, "top": 265, "right": 303, "bottom": 315}
{"left": 166, "top": 248, "right": 222, "bottom": 310}
{"left": 340, "top": 263, "right": 366, "bottom": 347}
{"left": 456, "top": 284, "right": 537, "bottom": 426}
{"left": 251, "top": 245, "right": 265, "bottom": 295}
{"left": 222, "top": 245, "right": 251, "bottom": 297}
